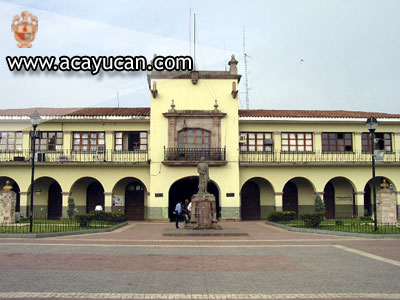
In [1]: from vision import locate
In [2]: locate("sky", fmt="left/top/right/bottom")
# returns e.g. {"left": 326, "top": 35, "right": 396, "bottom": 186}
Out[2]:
{"left": 0, "top": 0, "right": 399, "bottom": 112}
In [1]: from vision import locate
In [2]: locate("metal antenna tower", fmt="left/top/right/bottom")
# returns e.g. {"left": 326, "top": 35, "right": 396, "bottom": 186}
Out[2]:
{"left": 243, "top": 28, "right": 250, "bottom": 109}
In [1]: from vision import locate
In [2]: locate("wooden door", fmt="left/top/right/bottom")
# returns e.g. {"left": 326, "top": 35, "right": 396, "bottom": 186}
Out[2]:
{"left": 283, "top": 182, "right": 298, "bottom": 214}
{"left": 241, "top": 181, "right": 261, "bottom": 220}
{"left": 324, "top": 182, "right": 335, "bottom": 219}
{"left": 125, "top": 182, "right": 145, "bottom": 220}
{"left": 87, "top": 182, "right": 104, "bottom": 213}
{"left": 48, "top": 182, "right": 62, "bottom": 219}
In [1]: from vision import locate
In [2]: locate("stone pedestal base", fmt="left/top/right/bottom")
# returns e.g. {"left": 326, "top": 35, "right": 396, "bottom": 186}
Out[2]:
{"left": 377, "top": 188, "right": 397, "bottom": 225}
{"left": 0, "top": 189, "right": 17, "bottom": 225}
{"left": 186, "top": 193, "right": 218, "bottom": 229}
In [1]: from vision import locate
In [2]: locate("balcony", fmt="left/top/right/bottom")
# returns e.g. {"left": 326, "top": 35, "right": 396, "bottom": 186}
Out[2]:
{"left": 0, "top": 150, "right": 149, "bottom": 165}
{"left": 239, "top": 151, "right": 400, "bottom": 165}
{"left": 163, "top": 147, "right": 227, "bottom": 166}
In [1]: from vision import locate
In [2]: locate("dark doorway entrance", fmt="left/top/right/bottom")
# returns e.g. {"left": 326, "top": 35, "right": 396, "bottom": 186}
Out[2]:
{"left": 48, "top": 182, "right": 62, "bottom": 219}
{"left": 125, "top": 182, "right": 145, "bottom": 220}
{"left": 364, "top": 184, "right": 372, "bottom": 216}
{"left": 12, "top": 182, "right": 20, "bottom": 213}
{"left": 168, "top": 177, "right": 219, "bottom": 220}
{"left": 87, "top": 181, "right": 104, "bottom": 213}
{"left": 283, "top": 181, "right": 298, "bottom": 214}
{"left": 324, "top": 182, "right": 335, "bottom": 219}
{"left": 241, "top": 181, "right": 260, "bottom": 220}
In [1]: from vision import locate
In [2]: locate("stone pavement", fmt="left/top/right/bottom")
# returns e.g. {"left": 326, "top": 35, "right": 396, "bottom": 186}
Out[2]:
{"left": 0, "top": 221, "right": 399, "bottom": 300}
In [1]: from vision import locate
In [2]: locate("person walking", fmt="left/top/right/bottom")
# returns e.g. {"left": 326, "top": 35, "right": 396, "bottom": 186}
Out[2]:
{"left": 182, "top": 199, "right": 190, "bottom": 224}
{"left": 174, "top": 200, "right": 183, "bottom": 229}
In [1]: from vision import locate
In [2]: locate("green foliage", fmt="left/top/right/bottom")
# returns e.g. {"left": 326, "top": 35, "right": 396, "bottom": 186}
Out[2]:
{"left": 360, "top": 216, "right": 373, "bottom": 222}
{"left": 67, "top": 196, "right": 75, "bottom": 219}
{"left": 314, "top": 195, "right": 326, "bottom": 213}
{"left": 267, "top": 211, "right": 296, "bottom": 222}
{"left": 300, "top": 212, "right": 325, "bottom": 227}
{"left": 335, "top": 220, "right": 344, "bottom": 226}
{"left": 75, "top": 212, "right": 127, "bottom": 227}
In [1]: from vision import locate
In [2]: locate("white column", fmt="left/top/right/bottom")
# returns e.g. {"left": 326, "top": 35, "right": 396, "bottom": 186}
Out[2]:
{"left": 104, "top": 192, "right": 113, "bottom": 212}
{"left": 274, "top": 192, "right": 283, "bottom": 211}
{"left": 354, "top": 191, "right": 365, "bottom": 217}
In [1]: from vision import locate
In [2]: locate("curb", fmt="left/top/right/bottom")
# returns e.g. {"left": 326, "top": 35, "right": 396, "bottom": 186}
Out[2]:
{"left": 0, "top": 221, "right": 128, "bottom": 239}
{"left": 266, "top": 221, "right": 400, "bottom": 239}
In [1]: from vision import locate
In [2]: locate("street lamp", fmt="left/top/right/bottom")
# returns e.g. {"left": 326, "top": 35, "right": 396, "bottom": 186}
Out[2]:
{"left": 29, "top": 110, "right": 41, "bottom": 233}
{"left": 366, "top": 116, "right": 378, "bottom": 231}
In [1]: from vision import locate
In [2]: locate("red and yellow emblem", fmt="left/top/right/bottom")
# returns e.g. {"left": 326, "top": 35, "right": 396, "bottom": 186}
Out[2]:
{"left": 11, "top": 11, "right": 38, "bottom": 48}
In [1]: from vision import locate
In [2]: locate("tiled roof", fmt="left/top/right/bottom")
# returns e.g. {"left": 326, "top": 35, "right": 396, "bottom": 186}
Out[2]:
{"left": 0, "top": 107, "right": 399, "bottom": 119}
{"left": 0, "top": 107, "right": 150, "bottom": 117}
{"left": 238, "top": 109, "right": 400, "bottom": 119}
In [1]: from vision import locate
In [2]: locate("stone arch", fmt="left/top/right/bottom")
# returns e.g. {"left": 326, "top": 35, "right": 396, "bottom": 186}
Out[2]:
{"left": 70, "top": 177, "right": 105, "bottom": 214}
{"left": 240, "top": 177, "right": 275, "bottom": 220}
{"left": 363, "top": 176, "right": 397, "bottom": 217}
{"left": 168, "top": 176, "right": 220, "bottom": 220}
{"left": 282, "top": 177, "right": 316, "bottom": 215}
{"left": 112, "top": 177, "right": 147, "bottom": 220}
{"left": 323, "top": 177, "right": 356, "bottom": 219}
{"left": 27, "top": 176, "right": 62, "bottom": 219}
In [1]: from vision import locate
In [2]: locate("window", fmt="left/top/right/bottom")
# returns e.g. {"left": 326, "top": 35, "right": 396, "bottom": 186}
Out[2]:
{"left": 73, "top": 132, "right": 105, "bottom": 152}
{"left": 178, "top": 129, "right": 210, "bottom": 149}
{"left": 115, "top": 132, "right": 147, "bottom": 151}
{"left": 281, "top": 133, "right": 313, "bottom": 152}
{"left": 35, "top": 132, "right": 63, "bottom": 151}
{"left": 240, "top": 132, "right": 273, "bottom": 152}
{"left": 0, "top": 131, "right": 23, "bottom": 151}
{"left": 322, "top": 133, "right": 352, "bottom": 152}
{"left": 362, "top": 132, "right": 392, "bottom": 152}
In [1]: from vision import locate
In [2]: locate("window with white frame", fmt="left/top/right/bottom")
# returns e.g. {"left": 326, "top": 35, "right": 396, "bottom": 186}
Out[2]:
{"left": 35, "top": 132, "right": 63, "bottom": 151}
{"left": 0, "top": 131, "right": 23, "bottom": 151}
{"left": 115, "top": 131, "right": 148, "bottom": 151}
{"left": 73, "top": 132, "right": 105, "bottom": 152}
{"left": 240, "top": 132, "right": 273, "bottom": 152}
{"left": 281, "top": 133, "right": 313, "bottom": 152}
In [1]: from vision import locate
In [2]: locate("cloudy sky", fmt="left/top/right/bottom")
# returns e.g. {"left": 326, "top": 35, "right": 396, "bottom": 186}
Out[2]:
{"left": 1, "top": 0, "right": 399, "bottom": 112}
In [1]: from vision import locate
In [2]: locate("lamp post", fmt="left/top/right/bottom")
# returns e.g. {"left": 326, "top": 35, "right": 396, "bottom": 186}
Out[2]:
{"left": 29, "top": 110, "right": 41, "bottom": 233}
{"left": 366, "top": 116, "right": 378, "bottom": 231}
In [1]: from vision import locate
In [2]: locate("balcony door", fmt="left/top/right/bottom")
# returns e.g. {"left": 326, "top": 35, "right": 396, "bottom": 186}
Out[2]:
{"left": 178, "top": 128, "right": 210, "bottom": 149}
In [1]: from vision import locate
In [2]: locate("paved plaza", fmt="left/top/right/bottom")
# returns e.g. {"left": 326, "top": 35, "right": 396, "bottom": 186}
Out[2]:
{"left": 0, "top": 222, "right": 399, "bottom": 300}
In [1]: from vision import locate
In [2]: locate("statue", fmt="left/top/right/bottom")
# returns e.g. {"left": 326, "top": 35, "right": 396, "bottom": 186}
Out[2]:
{"left": 197, "top": 156, "right": 209, "bottom": 193}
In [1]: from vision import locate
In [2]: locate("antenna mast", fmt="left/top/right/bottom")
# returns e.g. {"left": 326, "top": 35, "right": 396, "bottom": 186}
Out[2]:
{"left": 243, "top": 28, "right": 250, "bottom": 110}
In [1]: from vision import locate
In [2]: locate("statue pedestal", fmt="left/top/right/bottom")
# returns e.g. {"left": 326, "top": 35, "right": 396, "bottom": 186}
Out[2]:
{"left": 377, "top": 187, "right": 397, "bottom": 225}
{"left": 186, "top": 193, "right": 218, "bottom": 229}
{"left": 0, "top": 187, "right": 17, "bottom": 225}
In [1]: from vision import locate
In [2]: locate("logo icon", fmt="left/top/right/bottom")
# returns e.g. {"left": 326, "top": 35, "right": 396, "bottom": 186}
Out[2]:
{"left": 11, "top": 11, "right": 38, "bottom": 48}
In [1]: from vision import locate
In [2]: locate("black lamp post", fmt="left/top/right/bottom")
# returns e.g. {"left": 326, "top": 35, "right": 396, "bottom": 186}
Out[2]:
{"left": 29, "top": 110, "right": 41, "bottom": 233}
{"left": 366, "top": 116, "right": 378, "bottom": 231}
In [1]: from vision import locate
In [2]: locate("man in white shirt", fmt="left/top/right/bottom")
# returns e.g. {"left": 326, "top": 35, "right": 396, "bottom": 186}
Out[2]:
{"left": 95, "top": 204, "right": 103, "bottom": 212}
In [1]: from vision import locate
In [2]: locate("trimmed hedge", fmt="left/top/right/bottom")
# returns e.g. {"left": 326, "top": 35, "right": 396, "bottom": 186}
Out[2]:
{"left": 359, "top": 216, "right": 373, "bottom": 222}
{"left": 300, "top": 212, "right": 324, "bottom": 227}
{"left": 75, "top": 212, "right": 127, "bottom": 227}
{"left": 267, "top": 211, "right": 296, "bottom": 222}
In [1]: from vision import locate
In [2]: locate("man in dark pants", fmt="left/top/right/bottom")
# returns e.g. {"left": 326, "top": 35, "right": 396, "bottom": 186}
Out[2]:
{"left": 174, "top": 200, "right": 183, "bottom": 229}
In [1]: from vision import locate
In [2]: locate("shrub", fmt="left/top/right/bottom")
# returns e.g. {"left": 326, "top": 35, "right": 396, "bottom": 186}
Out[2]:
{"left": 67, "top": 196, "right": 75, "bottom": 219}
{"left": 267, "top": 211, "right": 296, "bottom": 222}
{"left": 75, "top": 214, "right": 93, "bottom": 227}
{"left": 335, "top": 220, "right": 344, "bottom": 226}
{"left": 315, "top": 195, "right": 326, "bottom": 214}
{"left": 360, "top": 216, "right": 373, "bottom": 222}
{"left": 300, "top": 212, "right": 324, "bottom": 227}
{"left": 76, "top": 212, "right": 127, "bottom": 226}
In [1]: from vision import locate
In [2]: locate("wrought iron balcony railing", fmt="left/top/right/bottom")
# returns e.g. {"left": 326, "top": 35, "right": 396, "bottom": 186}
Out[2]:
{"left": 164, "top": 147, "right": 226, "bottom": 161}
{"left": 0, "top": 149, "right": 148, "bottom": 164}
{"left": 239, "top": 150, "right": 400, "bottom": 164}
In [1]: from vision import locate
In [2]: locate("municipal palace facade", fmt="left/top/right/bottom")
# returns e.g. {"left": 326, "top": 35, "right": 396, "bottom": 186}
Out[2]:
{"left": 0, "top": 56, "right": 399, "bottom": 221}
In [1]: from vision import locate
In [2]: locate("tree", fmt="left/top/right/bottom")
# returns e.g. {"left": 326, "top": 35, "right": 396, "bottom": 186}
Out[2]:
{"left": 67, "top": 196, "right": 75, "bottom": 219}
{"left": 315, "top": 194, "right": 326, "bottom": 214}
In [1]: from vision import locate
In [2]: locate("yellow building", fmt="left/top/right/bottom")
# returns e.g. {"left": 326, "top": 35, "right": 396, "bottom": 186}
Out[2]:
{"left": 0, "top": 56, "right": 399, "bottom": 221}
